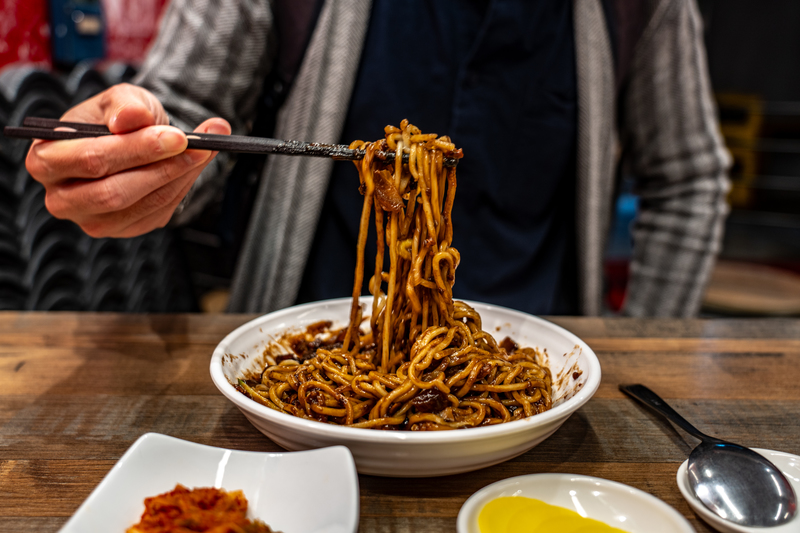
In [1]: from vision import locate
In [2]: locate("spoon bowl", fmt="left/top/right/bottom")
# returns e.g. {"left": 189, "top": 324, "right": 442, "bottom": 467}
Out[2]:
{"left": 688, "top": 441, "right": 796, "bottom": 526}
{"left": 620, "top": 384, "right": 797, "bottom": 528}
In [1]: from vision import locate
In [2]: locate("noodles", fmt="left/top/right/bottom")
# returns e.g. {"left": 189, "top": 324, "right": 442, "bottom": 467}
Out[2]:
{"left": 237, "top": 121, "right": 552, "bottom": 430}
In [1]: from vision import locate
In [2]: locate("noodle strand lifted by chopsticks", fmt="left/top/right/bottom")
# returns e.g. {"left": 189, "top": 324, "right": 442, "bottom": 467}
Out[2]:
{"left": 238, "top": 121, "right": 552, "bottom": 430}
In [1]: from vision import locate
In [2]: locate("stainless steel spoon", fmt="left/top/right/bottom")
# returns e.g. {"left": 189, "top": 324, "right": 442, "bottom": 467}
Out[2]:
{"left": 620, "top": 384, "right": 797, "bottom": 527}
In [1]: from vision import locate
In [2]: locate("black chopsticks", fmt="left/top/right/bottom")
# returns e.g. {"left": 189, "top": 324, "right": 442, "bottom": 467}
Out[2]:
{"left": 3, "top": 117, "right": 459, "bottom": 167}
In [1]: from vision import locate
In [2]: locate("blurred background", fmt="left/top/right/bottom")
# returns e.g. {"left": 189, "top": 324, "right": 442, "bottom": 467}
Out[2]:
{"left": 1, "top": 0, "right": 799, "bottom": 316}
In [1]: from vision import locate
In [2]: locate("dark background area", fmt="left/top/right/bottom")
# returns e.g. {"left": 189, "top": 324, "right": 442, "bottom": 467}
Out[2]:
{"left": 701, "top": 0, "right": 800, "bottom": 101}
{"left": 701, "top": 0, "right": 800, "bottom": 314}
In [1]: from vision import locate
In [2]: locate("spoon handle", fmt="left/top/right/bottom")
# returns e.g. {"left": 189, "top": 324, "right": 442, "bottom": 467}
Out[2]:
{"left": 619, "top": 384, "right": 722, "bottom": 444}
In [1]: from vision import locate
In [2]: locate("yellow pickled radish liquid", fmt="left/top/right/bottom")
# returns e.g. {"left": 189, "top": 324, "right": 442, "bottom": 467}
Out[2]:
{"left": 478, "top": 496, "right": 630, "bottom": 533}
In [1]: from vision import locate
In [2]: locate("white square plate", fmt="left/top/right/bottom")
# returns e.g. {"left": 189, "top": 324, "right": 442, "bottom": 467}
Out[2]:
{"left": 59, "top": 433, "right": 359, "bottom": 533}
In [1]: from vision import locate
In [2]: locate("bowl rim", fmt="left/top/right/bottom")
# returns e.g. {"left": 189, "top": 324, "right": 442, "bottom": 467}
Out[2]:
{"left": 210, "top": 297, "right": 601, "bottom": 443}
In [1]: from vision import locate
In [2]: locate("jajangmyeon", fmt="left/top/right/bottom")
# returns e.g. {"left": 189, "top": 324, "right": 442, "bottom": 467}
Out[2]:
{"left": 237, "top": 121, "right": 552, "bottom": 430}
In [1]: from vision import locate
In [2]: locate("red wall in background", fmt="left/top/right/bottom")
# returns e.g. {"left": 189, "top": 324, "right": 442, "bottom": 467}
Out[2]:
{"left": 0, "top": 0, "right": 170, "bottom": 70}
{"left": 103, "top": 0, "right": 170, "bottom": 63}
{"left": 0, "top": 0, "right": 52, "bottom": 68}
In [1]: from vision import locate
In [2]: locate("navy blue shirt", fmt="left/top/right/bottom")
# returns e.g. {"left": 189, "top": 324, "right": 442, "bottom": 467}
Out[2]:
{"left": 297, "top": 0, "right": 578, "bottom": 315}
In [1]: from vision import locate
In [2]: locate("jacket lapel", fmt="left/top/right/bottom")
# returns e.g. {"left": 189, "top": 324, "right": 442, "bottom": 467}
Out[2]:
{"left": 229, "top": 0, "right": 373, "bottom": 312}
{"left": 573, "top": 0, "right": 616, "bottom": 315}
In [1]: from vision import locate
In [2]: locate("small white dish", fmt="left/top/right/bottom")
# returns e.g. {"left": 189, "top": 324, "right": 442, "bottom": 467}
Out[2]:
{"left": 677, "top": 448, "right": 800, "bottom": 533}
{"left": 457, "top": 473, "right": 695, "bottom": 533}
{"left": 210, "top": 297, "right": 601, "bottom": 477}
{"left": 58, "top": 433, "right": 359, "bottom": 533}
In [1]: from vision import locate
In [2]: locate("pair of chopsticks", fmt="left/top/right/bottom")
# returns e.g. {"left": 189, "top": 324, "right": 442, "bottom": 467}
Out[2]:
{"left": 3, "top": 117, "right": 459, "bottom": 167}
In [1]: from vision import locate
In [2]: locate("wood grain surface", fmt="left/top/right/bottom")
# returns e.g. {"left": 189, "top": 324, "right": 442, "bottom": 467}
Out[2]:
{"left": 1, "top": 312, "right": 799, "bottom": 532}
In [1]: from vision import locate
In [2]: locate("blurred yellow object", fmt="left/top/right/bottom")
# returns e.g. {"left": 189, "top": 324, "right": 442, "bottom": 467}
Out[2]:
{"left": 715, "top": 93, "right": 763, "bottom": 208}
{"left": 717, "top": 93, "right": 763, "bottom": 141}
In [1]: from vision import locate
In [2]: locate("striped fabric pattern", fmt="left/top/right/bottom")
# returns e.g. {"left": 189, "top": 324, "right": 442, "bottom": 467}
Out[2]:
{"left": 134, "top": 0, "right": 275, "bottom": 222}
{"left": 621, "top": 0, "right": 731, "bottom": 316}
{"left": 134, "top": 0, "right": 730, "bottom": 317}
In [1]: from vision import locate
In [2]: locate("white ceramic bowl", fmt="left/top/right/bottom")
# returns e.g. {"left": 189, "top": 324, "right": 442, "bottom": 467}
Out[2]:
{"left": 457, "top": 473, "right": 695, "bottom": 533}
{"left": 210, "top": 297, "right": 601, "bottom": 477}
{"left": 59, "top": 433, "right": 359, "bottom": 533}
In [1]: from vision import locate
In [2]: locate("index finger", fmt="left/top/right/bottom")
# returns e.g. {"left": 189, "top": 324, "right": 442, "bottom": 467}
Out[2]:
{"left": 62, "top": 83, "right": 170, "bottom": 133}
{"left": 27, "top": 125, "right": 188, "bottom": 184}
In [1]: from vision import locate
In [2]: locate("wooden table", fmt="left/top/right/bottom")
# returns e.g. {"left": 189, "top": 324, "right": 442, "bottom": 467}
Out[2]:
{"left": 1, "top": 312, "right": 799, "bottom": 532}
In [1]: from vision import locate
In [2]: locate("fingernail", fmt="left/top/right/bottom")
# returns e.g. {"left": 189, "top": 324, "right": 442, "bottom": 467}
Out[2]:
{"left": 158, "top": 129, "right": 187, "bottom": 153}
{"left": 183, "top": 150, "right": 210, "bottom": 165}
{"left": 111, "top": 103, "right": 128, "bottom": 126}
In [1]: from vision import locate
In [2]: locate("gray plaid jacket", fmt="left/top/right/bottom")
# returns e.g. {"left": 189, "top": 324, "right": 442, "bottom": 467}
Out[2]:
{"left": 135, "top": 0, "right": 730, "bottom": 317}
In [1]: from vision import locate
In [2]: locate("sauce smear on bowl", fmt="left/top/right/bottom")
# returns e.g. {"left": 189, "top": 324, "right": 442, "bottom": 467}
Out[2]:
{"left": 479, "top": 496, "right": 629, "bottom": 533}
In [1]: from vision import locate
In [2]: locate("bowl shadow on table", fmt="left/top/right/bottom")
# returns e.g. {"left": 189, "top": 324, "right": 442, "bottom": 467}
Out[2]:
{"left": 216, "top": 402, "right": 286, "bottom": 453}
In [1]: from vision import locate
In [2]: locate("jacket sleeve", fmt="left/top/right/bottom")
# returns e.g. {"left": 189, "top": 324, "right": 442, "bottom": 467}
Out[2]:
{"left": 620, "top": 0, "right": 731, "bottom": 317}
{"left": 132, "top": 0, "right": 276, "bottom": 223}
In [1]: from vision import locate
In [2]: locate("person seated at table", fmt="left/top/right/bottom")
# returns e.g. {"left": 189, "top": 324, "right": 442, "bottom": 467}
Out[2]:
{"left": 25, "top": 0, "right": 730, "bottom": 317}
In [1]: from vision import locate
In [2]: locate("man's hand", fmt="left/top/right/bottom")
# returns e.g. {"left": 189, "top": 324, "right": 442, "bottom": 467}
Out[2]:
{"left": 25, "top": 83, "right": 231, "bottom": 238}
